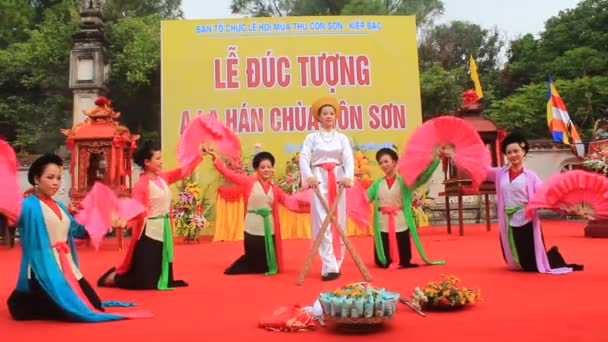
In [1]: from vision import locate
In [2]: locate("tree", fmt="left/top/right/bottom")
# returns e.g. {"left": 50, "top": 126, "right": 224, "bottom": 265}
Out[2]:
{"left": 485, "top": 82, "right": 549, "bottom": 138}
{"left": 419, "top": 64, "right": 464, "bottom": 118}
{"left": 106, "top": 14, "right": 162, "bottom": 139}
{"left": 0, "top": 0, "right": 36, "bottom": 48}
{"left": 103, "top": 0, "right": 183, "bottom": 22}
{"left": 486, "top": 76, "right": 608, "bottom": 139}
{"left": 0, "top": 0, "right": 79, "bottom": 152}
{"left": 0, "top": 0, "right": 183, "bottom": 153}
{"left": 504, "top": 0, "right": 608, "bottom": 87}
{"left": 230, "top": 0, "right": 444, "bottom": 27}
{"left": 497, "top": 0, "right": 608, "bottom": 138}
{"left": 418, "top": 21, "right": 504, "bottom": 73}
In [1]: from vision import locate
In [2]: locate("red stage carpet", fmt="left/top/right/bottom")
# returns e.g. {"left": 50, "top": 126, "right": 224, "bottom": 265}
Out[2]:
{"left": 0, "top": 221, "right": 606, "bottom": 341}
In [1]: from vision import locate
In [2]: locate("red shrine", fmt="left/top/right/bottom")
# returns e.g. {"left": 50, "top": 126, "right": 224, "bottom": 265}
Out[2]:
{"left": 440, "top": 90, "right": 506, "bottom": 236}
{"left": 61, "top": 97, "right": 140, "bottom": 212}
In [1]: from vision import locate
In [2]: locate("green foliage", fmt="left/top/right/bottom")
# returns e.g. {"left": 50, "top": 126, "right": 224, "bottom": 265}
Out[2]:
{"left": 0, "top": 0, "right": 177, "bottom": 153}
{"left": 109, "top": 15, "right": 161, "bottom": 87}
{"left": 2, "top": 0, "right": 608, "bottom": 154}
{"left": 0, "top": 0, "right": 78, "bottom": 152}
{"left": 419, "top": 64, "right": 464, "bottom": 118}
{"left": 0, "top": 0, "right": 36, "bottom": 48}
{"left": 486, "top": 76, "right": 608, "bottom": 139}
{"left": 231, "top": 0, "right": 444, "bottom": 27}
{"left": 485, "top": 82, "right": 548, "bottom": 137}
{"left": 103, "top": 0, "right": 183, "bottom": 22}
{"left": 418, "top": 20, "right": 504, "bottom": 73}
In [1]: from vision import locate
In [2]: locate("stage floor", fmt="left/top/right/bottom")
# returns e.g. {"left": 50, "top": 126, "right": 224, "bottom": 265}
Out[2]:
{"left": 0, "top": 221, "right": 605, "bottom": 342}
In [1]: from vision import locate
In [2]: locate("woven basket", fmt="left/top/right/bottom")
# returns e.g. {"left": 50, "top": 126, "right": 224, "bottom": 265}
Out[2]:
{"left": 323, "top": 314, "right": 393, "bottom": 325}
{"left": 423, "top": 301, "right": 465, "bottom": 311}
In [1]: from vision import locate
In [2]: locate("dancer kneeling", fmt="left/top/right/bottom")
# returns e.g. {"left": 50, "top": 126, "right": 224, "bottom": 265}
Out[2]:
{"left": 206, "top": 148, "right": 296, "bottom": 275}
{"left": 98, "top": 141, "right": 203, "bottom": 289}
{"left": 7, "top": 154, "right": 149, "bottom": 321}
{"left": 490, "top": 133, "right": 583, "bottom": 273}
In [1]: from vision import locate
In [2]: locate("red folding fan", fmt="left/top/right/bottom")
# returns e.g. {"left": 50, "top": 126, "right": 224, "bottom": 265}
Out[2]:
{"left": 75, "top": 182, "right": 146, "bottom": 251}
{"left": 526, "top": 170, "right": 608, "bottom": 220}
{"left": 397, "top": 116, "right": 492, "bottom": 188}
{"left": 0, "top": 139, "right": 22, "bottom": 224}
{"left": 177, "top": 114, "right": 241, "bottom": 167}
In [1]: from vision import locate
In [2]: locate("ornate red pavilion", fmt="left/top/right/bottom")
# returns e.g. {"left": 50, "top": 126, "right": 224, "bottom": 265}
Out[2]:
{"left": 440, "top": 90, "right": 506, "bottom": 235}
{"left": 61, "top": 97, "right": 139, "bottom": 212}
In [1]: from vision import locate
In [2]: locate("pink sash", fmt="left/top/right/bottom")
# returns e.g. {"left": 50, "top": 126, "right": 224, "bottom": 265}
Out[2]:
{"left": 379, "top": 206, "right": 401, "bottom": 269}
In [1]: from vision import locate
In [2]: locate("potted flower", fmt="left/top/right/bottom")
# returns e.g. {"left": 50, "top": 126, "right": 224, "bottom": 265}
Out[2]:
{"left": 409, "top": 275, "right": 481, "bottom": 312}
{"left": 583, "top": 145, "right": 608, "bottom": 176}
{"left": 277, "top": 152, "right": 302, "bottom": 194}
{"left": 172, "top": 173, "right": 211, "bottom": 242}
{"left": 581, "top": 144, "right": 608, "bottom": 237}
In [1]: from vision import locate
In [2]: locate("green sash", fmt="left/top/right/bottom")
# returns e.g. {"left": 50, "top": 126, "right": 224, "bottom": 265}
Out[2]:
{"left": 505, "top": 206, "right": 523, "bottom": 268}
{"left": 149, "top": 213, "right": 174, "bottom": 290}
{"left": 247, "top": 208, "right": 277, "bottom": 275}
{"left": 370, "top": 158, "right": 445, "bottom": 266}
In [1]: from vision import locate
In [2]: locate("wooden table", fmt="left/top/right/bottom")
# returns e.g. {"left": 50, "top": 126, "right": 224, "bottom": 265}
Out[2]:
{"left": 440, "top": 179, "right": 495, "bottom": 236}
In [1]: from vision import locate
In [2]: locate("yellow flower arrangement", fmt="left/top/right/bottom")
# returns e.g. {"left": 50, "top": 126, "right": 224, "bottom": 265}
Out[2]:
{"left": 412, "top": 189, "right": 433, "bottom": 227}
{"left": 410, "top": 275, "right": 481, "bottom": 312}
{"left": 172, "top": 173, "right": 211, "bottom": 242}
{"left": 276, "top": 152, "right": 302, "bottom": 194}
{"left": 354, "top": 149, "right": 371, "bottom": 184}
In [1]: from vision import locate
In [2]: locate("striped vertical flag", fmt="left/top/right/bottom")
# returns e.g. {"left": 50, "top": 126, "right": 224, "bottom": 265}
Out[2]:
{"left": 546, "top": 77, "right": 585, "bottom": 158}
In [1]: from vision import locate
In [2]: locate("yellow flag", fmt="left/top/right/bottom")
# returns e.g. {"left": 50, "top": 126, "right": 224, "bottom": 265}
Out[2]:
{"left": 469, "top": 55, "right": 483, "bottom": 99}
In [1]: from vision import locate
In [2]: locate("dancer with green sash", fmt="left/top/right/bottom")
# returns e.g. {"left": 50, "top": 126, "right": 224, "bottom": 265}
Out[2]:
{"left": 367, "top": 148, "right": 447, "bottom": 269}
{"left": 489, "top": 133, "right": 583, "bottom": 273}
{"left": 98, "top": 140, "right": 204, "bottom": 289}
{"left": 205, "top": 149, "right": 297, "bottom": 275}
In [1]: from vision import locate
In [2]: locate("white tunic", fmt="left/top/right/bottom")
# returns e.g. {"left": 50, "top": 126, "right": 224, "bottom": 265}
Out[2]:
{"left": 299, "top": 129, "right": 354, "bottom": 274}
{"left": 299, "top": 130, "right": 355, "bottom": 185}
{"left": 143, "top": 178, "right": 172, "bottom": 242}
{"left": 28, "top": 200, "right": 83, "bottom": 280}
{"left": 500, "top": 172, "right": 530, "bottom": 227}
{"left": 244, "top": 181, "right": 275, "bottom": 236}
{"left": 377, "top": 179, "right": 407, "bottom": 233}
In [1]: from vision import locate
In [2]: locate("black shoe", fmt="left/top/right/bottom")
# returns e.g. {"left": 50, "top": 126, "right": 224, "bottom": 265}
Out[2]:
{"left": 400, "top": 263, "right": 419, "bottom": 268}
{"left": 170, "top": 280, "right": 189, "bottom": 287}
{"left": 569, "top": 264, "right": 584, "bottom": 271}
{"left": 321, "top": 272, "right": 340, "bottom": 281}
{"left": 97, "top": 267, "right": 116, "bottom": 287}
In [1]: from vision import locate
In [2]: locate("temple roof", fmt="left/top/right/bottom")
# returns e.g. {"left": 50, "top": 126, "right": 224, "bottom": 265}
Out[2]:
{"left": 461, "top": 116, "right": 498, "bottom": 132}
{"left": 70, "top": 122, "right": 117, "bottom": 139}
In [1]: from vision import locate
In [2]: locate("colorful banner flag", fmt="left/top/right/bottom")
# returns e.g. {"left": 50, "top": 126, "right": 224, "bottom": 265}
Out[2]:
{"left": 546, "top": 78, "right": 585, "bottom": 158}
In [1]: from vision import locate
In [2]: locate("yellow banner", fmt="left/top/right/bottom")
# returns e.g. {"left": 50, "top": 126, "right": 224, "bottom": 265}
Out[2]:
{"left": 161, "top": 16, "right": 422, "bottom": 176}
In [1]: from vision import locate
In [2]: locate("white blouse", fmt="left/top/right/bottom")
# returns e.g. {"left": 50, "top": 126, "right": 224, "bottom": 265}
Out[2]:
{"left": 500, "top": 172, "right": 530, "bottom": 227}
{"left": 299, "top": 129, "right": 355, "bottom": 186}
